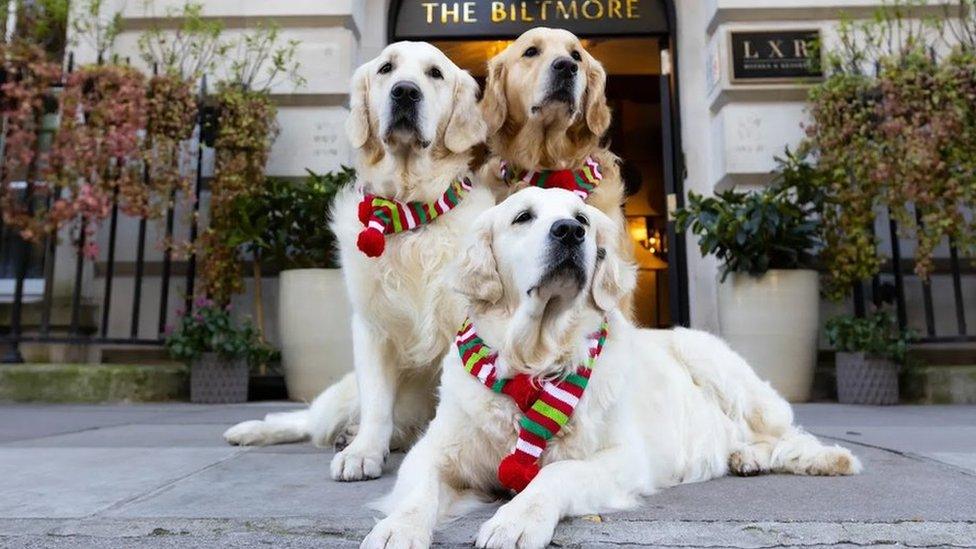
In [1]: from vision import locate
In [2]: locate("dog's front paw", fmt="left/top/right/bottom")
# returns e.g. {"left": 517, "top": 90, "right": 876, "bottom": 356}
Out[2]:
{"left": 361, "top": 517, "right": 430, "bottom": 549}
{"left": 331, "top": 443, "right": 387, "bottom": 481}
{"left": 223, "top": 420, "right": 271, "bottom": 446}
{"left": 475, "top": 500, "right": 557, "bottom": 549}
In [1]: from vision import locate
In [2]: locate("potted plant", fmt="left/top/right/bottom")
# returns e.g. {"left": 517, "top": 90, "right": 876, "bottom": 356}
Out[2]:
{"left": 225, "top": 168, "right": 354, "bottom": 401}
{"left": 164, "top": 297, "right": 275, "bottom": 403}
{"left": 675, "top": 150, "right": 824, "bottom": 401}
{"left": 825, "top": 311, "right": 912, "bottom": 405}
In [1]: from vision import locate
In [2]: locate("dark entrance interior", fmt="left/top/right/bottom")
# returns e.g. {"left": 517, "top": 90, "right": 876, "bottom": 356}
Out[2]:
{"left": 435, "top": 38, "right": 672, "bottom": 327}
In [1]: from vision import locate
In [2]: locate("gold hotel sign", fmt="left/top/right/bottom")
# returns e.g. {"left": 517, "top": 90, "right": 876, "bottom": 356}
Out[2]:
{"left": 392, "top": 0, "right": 669, "bottom": 39}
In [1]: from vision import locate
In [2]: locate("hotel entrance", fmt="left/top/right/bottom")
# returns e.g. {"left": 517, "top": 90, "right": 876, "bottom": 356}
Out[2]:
{"left": 389, "top": 0, "right": 688, "bottom": 328}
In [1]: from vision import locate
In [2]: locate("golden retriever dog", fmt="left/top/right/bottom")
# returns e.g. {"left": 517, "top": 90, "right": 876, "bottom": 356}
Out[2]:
{"left": 224, "top": 42, "right": 494, "bottom": 482}
{"left": 362, "top": 187, "right": 861, "bottom": 549}
{"left": 480, "top": 28, "right": 624, "bottom": 230}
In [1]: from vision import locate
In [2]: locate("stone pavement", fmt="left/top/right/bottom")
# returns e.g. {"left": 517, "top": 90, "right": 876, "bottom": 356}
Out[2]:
{"left": 0, "top": 403, "right": 974, "bottom": 548}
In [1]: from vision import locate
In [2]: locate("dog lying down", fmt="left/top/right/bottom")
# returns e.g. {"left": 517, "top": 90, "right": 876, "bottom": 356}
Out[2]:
{"left": 362, "top": 187, "right": 861, "bottom": 549}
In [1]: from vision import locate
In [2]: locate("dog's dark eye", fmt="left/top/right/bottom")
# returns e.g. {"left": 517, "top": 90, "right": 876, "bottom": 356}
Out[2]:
{"left": 512, "top": 209, "right": 534, "bottom": 224}
{"left": 378, "top": 62, "right": 393, "bottom": 74}
{"left": 571, "top": 50, "right": 582, "bottom": 61}
{"left": 523, "top": 46, "right": 539, "bottom": 58}
{"left": 427, "top": 66, "right": 443, "bottom": 80}
{"left": 575, "top": 213, "right": 589, "bottom": 226}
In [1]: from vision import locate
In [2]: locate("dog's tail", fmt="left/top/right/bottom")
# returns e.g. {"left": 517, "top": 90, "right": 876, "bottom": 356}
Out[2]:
{"left": 223, "top": 373, "right": 358, "bottom": 447}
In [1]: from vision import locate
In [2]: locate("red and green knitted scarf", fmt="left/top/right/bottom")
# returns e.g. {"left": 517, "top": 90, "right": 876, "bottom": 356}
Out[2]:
{"left": 499, "top": 157, "right": 603, "bottom": 200}
{"left": 455, "top": 317, "right": 609, "bottom": 492}
{"left": 357, "top": 177, "right": 473, "bottom": 257}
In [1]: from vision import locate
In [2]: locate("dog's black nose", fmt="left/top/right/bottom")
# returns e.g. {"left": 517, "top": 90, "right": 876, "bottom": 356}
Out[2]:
{"left": 390, "top": 81, "right": 422, "bottom": 103}
{"left": 550, "top": 219, "right": 585, "bottom": 245}
{"left": 551, "top": 57, "right": 579, "bottom": 76}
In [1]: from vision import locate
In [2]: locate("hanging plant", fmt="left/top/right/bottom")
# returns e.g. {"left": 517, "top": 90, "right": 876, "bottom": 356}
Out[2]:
{"left": 0, "top": 41, "right": 63, "bottom": 241}
{"left": 199, "top": 23, "right": 304, "bottom": 306}
{"left": 804, "top": 1, "right": 976, "bottom": 299}
{"left": 141, "top": 73, "right": 197, "bottom": 225}
{"left": 46, "top": 64, "right": 147, "bottom": 257}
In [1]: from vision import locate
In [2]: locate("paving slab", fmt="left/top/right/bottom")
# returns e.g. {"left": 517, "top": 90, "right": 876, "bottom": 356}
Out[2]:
{"left": 0, "top": 402, "right": 974, "bottom": 548}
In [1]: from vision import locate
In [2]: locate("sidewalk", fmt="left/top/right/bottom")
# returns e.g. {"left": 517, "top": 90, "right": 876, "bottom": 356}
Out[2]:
{"left": 1, "top": 403, "right": 974, "bottom": 548}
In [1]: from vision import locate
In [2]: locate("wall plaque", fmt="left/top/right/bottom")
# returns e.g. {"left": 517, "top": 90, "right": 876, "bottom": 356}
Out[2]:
{"left": 729, "top": 30, "right": 822, "bottom": 83}
{"left": 391, "top": 0, "right": 668, "bottom": 40}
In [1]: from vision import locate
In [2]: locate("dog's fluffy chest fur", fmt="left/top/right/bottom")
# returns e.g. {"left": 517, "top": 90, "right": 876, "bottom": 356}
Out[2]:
{"left": 331, "top": 183, "right": 495, "bottom": 369}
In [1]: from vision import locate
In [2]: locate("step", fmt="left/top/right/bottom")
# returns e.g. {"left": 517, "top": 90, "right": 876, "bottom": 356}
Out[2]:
{"left": 902, "top": 364, "right": 976, "bottom": 404}
{"left": 0, "top": 363, "right": 188, "bottom": 403}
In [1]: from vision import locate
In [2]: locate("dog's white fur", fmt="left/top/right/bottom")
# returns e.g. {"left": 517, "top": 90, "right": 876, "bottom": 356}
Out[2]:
{"left": 362, "top": 188, "right": 861, "bottom": 549}
{"left": 223, "top": 42, "right": 493, "bottom": 481}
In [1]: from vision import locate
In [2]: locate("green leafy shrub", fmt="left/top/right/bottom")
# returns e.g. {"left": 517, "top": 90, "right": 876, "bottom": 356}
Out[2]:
{"left": 825, "top": 311, "right": 913, "bottom": 363}
{"left": 675, "top": 150, "right": 823, "bottom": 281}
{"left": 164, "top": 297, "right": 276, "bottom": 367}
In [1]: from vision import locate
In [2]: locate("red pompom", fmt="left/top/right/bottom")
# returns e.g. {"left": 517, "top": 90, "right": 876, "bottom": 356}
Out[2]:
{"left": 357, "top": 228, "right": 385, "bottom": 258}
{"left": 501, "top": 374, "right": 540, "bottom": 412}
{"left": 358, "top": 198, "right": 374, "bottom": 225}
{"left": 498, "top": 454, "right": 540, "bottom": 493}
{"left": 546, "top": 170, "right": 578, "bottom": 192}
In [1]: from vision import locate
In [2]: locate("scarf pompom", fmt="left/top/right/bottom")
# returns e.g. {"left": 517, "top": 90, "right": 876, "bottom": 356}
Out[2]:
{"left": 498, "top": 453, "right": 540, "bottom": 493}
{"left": 357, "top": 227, "right": 385, "bottom": 258}
{"left": 358, "top": 198, "right": 373, "bottom": 225}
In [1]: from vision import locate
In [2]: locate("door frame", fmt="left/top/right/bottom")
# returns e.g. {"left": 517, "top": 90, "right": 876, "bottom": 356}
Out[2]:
{"left": 386, "top": 0, "right": 690, "bottom": 326}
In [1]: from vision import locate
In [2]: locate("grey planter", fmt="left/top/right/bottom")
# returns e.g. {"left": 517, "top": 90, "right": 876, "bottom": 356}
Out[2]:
{"left": 835, "top": 352, "right": 899, "bottom": 405}
{"left": 190, "top": 353, "right": 249, "bottom": 404}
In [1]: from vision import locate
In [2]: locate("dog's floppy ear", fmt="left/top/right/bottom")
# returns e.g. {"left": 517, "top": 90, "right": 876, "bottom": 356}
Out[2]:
{"left": 481, "top": 56, "right": 508, "bottom": 136}
{"left": 346, "top": 63, "right": 371, "bottom": 149}
{"left": 589, "top": 206, "right": 636, "bottom": 312}
{"left": 445, "top": 70, "right": 488, "bottom": 154}
{"left": 582, "top": 52, "right": 610, "bottom": 138}
{"left": 455, "top": 212, "right": 503, "bottom": 306}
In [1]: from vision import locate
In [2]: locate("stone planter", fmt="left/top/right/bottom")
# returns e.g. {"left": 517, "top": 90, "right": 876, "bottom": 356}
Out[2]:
{"left": 835, "top": 352, "right": 900, "bottom": 405}
{"left": 278, "top": 269, "right": 354, "bottom": 402}
{"left": 718, "top": 269, "right": 820, "bottom": 402}
{"left": 190, "top": 353, "right": 248, "bottom": 404}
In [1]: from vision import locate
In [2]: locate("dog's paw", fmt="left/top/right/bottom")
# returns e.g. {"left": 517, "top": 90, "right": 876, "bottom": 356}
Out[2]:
{"left": 808, "top": 446, "right": 863, "bottom": 476}
{"left": 223, "top": 420, "right": 271, "bottom": 446}
{"left": 331, "top": 443, "right": 387, "bottom": 481}
{"left": 361, "top": 517, "right": 430, "bottom": 549}
{"left": 475, "top": 500, "right": 557, "bottom": 549}
{"left": 729, "top": 446, "right": 768, "bottom": 477}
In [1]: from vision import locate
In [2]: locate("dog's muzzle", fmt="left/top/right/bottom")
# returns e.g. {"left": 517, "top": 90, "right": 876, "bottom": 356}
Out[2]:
{"left": 533, "top": 218, "right": 587, "bottom": 295}
{"left": 387, "top": 80, "right": 426, "bottom": 143}
{"left": 544, "top": 56, "right": 578, "bottom": 106}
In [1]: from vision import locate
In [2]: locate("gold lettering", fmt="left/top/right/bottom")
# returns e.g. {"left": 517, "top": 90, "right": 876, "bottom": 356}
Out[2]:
{"left": 421, "top": 2, "right": 437, "bottom": 23}
{"left": 441, "top": 2, "right": 460, "bottom": 23}
{"left": 793, "top": 39, "right": 809, "bottom": 58}
{"left": 609, "top": 0, "right": 623, "bottom": 18}
{"left": 520, "top": 1, "right": 534, "bottom": 22}
{"left": 540, "top": 0, "right": 552, "bottom": 20}
{"left": 462, "top": 1, "right": 476, "bottom": 22}
{"left": 767, "top": 40, "right": 785, "bottom": 58}
{"left": 743, "top": 40, "right": 760, "bottom": 59}
{"left": 555, "top": 0, "right": 578, "bottom": 19}
{"left": 491, "top": 1, "right": 506, "bottom": 21}
{"left": 581, "top": 0, "right": 603, "bottom": 19}
{"left": 625, "top": 0, "right": 639, "bottom": 19}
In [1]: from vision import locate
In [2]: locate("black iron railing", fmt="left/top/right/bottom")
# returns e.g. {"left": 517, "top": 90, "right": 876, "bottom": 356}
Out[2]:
{"left": 852, "top": 206, "right": 974, "bottom": 344}
{"left": 1, "top": 60, "right": 214, "bottom": 362}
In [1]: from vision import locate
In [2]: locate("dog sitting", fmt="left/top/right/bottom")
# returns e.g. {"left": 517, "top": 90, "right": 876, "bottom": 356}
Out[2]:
{"left": 362, "top": 187, "right": 861, "bottom": 549}
{"left": 480, "top": 28, "right": 625, "bottom": 231}
{"left": 224, "top": 41, "right": 494, "bottom": 482}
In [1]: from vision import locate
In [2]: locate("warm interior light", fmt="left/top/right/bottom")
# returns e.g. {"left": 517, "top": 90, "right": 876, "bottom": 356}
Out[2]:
{"left": 628, "top": 216, "right": 664, "bottom": 255}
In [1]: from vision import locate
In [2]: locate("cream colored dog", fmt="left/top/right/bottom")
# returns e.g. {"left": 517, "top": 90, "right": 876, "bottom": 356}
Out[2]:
{"left": 362, "top": 187, "right": 861, "bottom": 549}
{"left": 224, "top": 42, "right": 493, "bottom": 482}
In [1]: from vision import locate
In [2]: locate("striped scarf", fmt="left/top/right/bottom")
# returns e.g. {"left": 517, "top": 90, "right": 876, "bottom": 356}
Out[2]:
{"left": 499, "top": 157, "right": 603, "bottom": 200}
{"left": 455, "top": 317, "right": 609, "bottom": 492}
{"left": 356, "top": 177, "right": 472, "bottom": 257}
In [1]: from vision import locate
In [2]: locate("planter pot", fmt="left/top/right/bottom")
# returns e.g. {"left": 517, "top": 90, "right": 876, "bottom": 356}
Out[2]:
{"left": 835, "top": 352, "right": 899, "bottom": 405}
{"left": 278, "top": 269, "right": 354, "bottom": 402}
{"left": 190, "top": 353, "right": 248, "bottom": 404}
{"left": 718, "top": 269, "right": 820, "bottom": 402}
